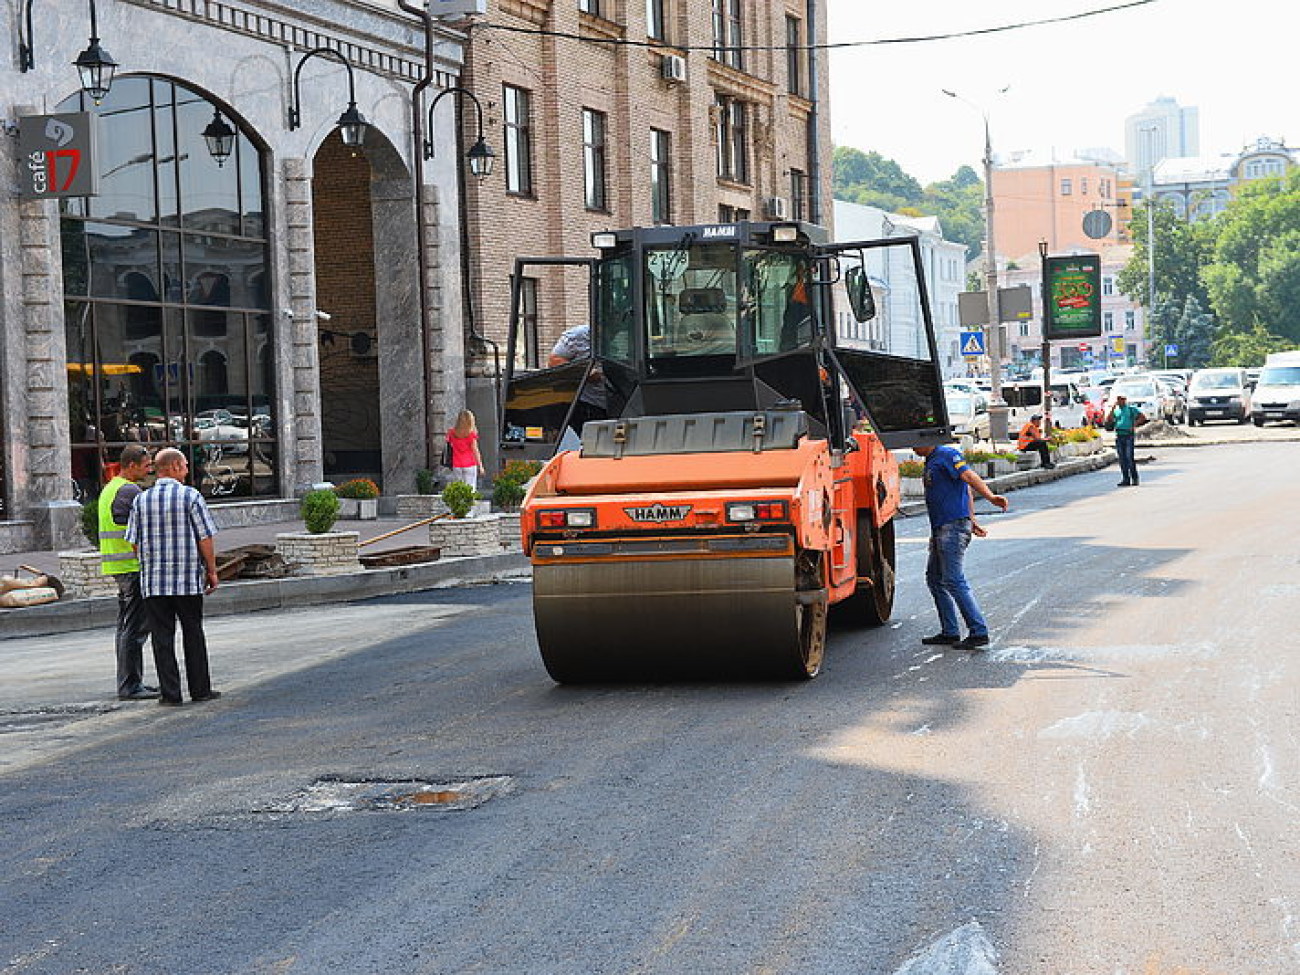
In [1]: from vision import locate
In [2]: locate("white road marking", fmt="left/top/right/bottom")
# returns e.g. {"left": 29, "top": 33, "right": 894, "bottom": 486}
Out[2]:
{"left": 1038, "top": 711, "right": 1152, "bottom": 741}
{"left": 890, "top": 921, "right": 1000, "bottom": 975}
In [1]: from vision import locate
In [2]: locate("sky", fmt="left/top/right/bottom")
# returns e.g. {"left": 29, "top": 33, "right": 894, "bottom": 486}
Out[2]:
{"left": 826, "top": 0, "right": 1295, "bottom": 186}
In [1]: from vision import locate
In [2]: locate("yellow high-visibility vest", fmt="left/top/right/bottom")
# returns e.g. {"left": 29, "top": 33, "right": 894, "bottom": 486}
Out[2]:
{"left": 98, "top": 476, "right": 140, "bottom": 575}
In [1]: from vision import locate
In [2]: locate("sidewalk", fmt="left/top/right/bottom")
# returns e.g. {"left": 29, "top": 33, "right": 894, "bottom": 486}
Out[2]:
{"left": 0, "top": 515, "right": 530, "bottom": 640}
{"left": 3, "top": 449, "right": 1119, "bottom": 640}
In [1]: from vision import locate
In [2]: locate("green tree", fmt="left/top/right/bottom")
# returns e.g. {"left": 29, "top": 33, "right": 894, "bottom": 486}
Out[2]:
{"left": 923, "top": 166, "right": 984, "bottom": 256}
{"left": 1143, "top": 298, "right": 1181, "bottom": 368}
{"left": 1210, "top": 322, "right": 1294, "bottom": 366}
{"left": 1117, "top": 199, "right": 1214, "bottom": 313}
{"left": 1173, "top": 295, "right": 1215, "bottom": 368}
{"left": 832, "top": 146, "right": 923, "bottom": 212}
{"left": 1200, "top": 170, "right": 1300, "bottom": 341}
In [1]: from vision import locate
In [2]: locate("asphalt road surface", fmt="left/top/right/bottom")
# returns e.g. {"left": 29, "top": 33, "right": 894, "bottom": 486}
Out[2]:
{"left": 2, "top": 441, "right": 1297, "bottom": 974}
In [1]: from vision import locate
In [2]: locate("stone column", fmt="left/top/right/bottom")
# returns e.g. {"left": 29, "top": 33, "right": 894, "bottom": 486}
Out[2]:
{"left": 372, "top": 176, "right": 422, "bottom": 493}
{"left": 282, "top": 157, "right": 324, "bottom": 494}
{"left": 425, "top": 182, "right": 467, "bottom": 452}
{"left": 2, "top": 103, "right": 79, "bottom": 548}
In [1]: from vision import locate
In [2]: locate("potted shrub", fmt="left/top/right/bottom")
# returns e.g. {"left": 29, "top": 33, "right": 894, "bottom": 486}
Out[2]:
{"left": 302, "top": 488, "right": 340, "bottom": 533}
{"left": 415, "top": 468, "right": 436, "bottom": 496}
{"left": 276, "top": 489, "right": 359, "bottom": 575}
{"left": 491, "top": 460, "right": 542, "bottom": 549}
{"left": 440, "top": 480, "right": 478, "bottom": 518}
{"left": 335, "top": 477, "right": 380, "bottom": 520}
{"left": 59, "top": 494, "right": 118, "bottom": 598}
{"left": 428, "top": 481, "right": 501, "bottom": 557}
{"left": 897, "top": 458, "right": 925, "bottom": 497}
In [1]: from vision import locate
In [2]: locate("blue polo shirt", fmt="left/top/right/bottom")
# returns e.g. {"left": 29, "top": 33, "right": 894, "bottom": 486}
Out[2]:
{"left": 923, "top": 444, "right": 972, "bottom": 529}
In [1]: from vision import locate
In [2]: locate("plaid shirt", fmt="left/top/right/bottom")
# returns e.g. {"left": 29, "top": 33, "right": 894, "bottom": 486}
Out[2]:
{"left": 125, "top": 478, "right": 218, "bottom": 597}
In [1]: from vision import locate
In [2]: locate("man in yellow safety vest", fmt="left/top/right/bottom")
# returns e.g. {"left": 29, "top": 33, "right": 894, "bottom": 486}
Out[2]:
{"left": 99, "top": 444, "right": 157, "bottom": 700}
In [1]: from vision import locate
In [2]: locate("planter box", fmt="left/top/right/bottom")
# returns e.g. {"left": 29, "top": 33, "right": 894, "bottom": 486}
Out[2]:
{"left": 428, "top": 514, "right": 502, "bottom": 558}
{"left": 395, "top": 496, "right": 490, "bottom": 520}
{"left": 901, "top": 477, "right": 926, "bottom": 498}
{"left": 58, "top": 550, "right": 118, "bottom": 598}
{"left": 497, "top": 511, "right": 523, "bottom": 550}
{"left": 337, "top": 498, "right": 379, "bottom": 520}
{"left": 275, "top": 531, "right": 362, "bottom": 575}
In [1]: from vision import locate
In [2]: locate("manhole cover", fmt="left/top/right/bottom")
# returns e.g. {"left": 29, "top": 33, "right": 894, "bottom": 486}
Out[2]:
{"left": 259, "top": 776, "right": 512, "bottom": 815}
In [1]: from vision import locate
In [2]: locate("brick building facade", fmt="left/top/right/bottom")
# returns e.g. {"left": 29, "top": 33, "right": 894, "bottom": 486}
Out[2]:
{"left": 457, "top": 0, "right": 833, "bottom": 371}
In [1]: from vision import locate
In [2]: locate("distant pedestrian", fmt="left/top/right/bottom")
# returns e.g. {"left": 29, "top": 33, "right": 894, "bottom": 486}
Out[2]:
{"left": 1016, "top": 414, "right": 1055, "bottom": 469}
{"left": 446, "top": 409, "right": 486, "bottom": 491}
{"left": 125, "top": 448, "right": 221, "bottom": 706}
{"left": 1106, "top": 393, "right": 1147, "bottom": 487}
{"left": 914, "top": 442, "right": 1009, "bottom": 651}
{"left": 99, "top": 444, "right": 159, "bottom": 700}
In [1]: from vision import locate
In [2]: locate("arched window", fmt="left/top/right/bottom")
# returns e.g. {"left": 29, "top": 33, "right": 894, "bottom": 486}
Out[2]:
{"left": 59, "top": 77, "right": 274, "bottom": 500}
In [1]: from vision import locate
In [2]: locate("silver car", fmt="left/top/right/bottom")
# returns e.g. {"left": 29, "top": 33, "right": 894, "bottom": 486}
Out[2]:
{"left": 1187, "top": 368, "right": 1250, "bottom": 425}
{"left": 1107, "top": 376, "right": 1178, "bottom": 424}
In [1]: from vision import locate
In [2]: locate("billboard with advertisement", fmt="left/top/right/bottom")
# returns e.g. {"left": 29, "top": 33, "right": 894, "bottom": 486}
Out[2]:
{"left": 1043, "top": 254, "right": 1102, "bottom": 340}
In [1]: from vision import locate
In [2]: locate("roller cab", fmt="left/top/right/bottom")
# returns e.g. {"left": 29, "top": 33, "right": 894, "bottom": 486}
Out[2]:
{"left": 500, "top": 221, "right": 950, "bottom": 681}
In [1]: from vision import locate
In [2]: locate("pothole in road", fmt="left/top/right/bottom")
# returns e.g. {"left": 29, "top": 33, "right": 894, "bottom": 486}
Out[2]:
{"left": 257, "top": 775, "right": 513, "bottom": 815}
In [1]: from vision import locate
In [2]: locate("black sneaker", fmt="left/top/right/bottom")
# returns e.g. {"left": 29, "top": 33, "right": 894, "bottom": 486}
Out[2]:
{"left": 958, "top": 634, "right": 990, "bottom": 651}
{"left": 921, "top": 633, "right": 961, "bottom": 646}
{"left": 118, "top": 687, "right": 159, "bottom": 701}
{"left": 158, "top": 697, "right": 183, "bottom": 707}
{"left": 191, "top": 691, "right": 222, "bottom": 703}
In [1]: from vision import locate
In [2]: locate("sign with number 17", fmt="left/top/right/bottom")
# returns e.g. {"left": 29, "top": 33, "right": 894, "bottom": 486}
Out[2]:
{"left": 17, "top": 113, "right": 99, "bottom": 199}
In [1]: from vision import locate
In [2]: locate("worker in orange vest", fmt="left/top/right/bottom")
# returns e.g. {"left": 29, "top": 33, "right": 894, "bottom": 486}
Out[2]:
{"left": 1017, "top": 414, "right": 1054, "bottom": 469}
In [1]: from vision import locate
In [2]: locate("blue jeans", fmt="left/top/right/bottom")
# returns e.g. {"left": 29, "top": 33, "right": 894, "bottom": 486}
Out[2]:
{"left": 1116, "top": 432, "right": 1138, "bottom": 484}
{"left": 926, "top": 519, "right": 988, "bottom": 638}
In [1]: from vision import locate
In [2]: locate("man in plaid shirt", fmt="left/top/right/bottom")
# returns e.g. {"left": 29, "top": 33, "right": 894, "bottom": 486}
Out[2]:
{"left": 125, "top": 447, "right": 221, "bottom": 706}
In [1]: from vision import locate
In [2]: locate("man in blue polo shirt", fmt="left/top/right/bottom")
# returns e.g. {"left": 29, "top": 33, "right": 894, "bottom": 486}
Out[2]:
{"left": 914, "top": 441, "right": 1010, "bottom": 651}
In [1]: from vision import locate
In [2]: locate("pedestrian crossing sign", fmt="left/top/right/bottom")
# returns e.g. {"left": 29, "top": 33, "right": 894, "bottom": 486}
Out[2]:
{"left": 960, "top": 330, "right": 986, "bottom": 357}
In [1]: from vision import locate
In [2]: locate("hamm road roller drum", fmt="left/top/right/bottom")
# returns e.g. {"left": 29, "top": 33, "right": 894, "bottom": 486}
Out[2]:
{"left": 533, "top": 553, "right": 825, "bottom": 682}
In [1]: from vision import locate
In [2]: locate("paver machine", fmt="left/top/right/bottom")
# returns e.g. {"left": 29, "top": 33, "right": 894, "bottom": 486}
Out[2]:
{"left": 499, "top": 221, "right": 951, "bottom": 681}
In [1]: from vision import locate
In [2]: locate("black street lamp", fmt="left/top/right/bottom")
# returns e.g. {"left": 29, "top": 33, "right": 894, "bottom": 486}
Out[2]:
{"left": 19, "top": 0, "right": 119, "bottom": 104}
{"left": 424, "top": 86, "right": 495, "bottom": 180}
{"left": 202, "top": 108, "right": 236, "bottom": 167}
{"left": 288, "top": 47, "right": 369, "bottom": 149}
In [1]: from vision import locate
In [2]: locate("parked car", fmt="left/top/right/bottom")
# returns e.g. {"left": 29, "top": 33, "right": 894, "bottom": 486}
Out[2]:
{"left": 1187, "top": 367, "right": 1251, "bottom": 425}
{"left": 944, "top": 388, "right": 990, "bottom": 441}
{"left": 1079, "top": 386, "right": 1108, "bottom": 426}
{"left": 1250, "top": 350, "right": 1300, "bottom": 426}
{"left": 1152, "top": 376, "right": 1188, "bottom": 424}
{"left": 1107, "top": 375, "right": 1178, "bottom": 424}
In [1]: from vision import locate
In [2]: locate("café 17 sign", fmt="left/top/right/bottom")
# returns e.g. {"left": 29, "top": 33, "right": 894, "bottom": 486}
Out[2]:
{"left": 1043, "top": 253, "right": 1102, "bottom": 340}
{"left": 18, "top": 113, "right": 99, "bottom": 199}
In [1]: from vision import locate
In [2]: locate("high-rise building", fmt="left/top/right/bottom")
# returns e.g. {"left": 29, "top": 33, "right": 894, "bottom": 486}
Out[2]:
{"left": 1125, "top": 97, "right": 1199, "bottom": 189}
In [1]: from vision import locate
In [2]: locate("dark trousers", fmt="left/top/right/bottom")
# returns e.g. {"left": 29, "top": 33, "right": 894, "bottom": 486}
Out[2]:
{"left": 1116, "top": 433, "right": 1138, "bottom": 484}
{"left": 145, "top": 595, "right": 212, "bottom": 702}
{"left": 1021, "top": 439, "right": 1052, "bottom": 468}
{"left": 113, "top": 572, "right": 151, "bottom": 696}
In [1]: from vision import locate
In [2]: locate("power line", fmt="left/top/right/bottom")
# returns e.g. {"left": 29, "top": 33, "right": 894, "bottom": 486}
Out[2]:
{"left": 476, "top": 1, "right": 1156, "bottom": 53}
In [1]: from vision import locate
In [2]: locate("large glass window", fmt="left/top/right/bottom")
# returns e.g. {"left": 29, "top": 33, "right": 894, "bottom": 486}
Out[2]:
{"left": 503, "top": 84, "right": 533, "bottom": 196}
{"left": 583, "top": 108, "right": 608, "bottom": 211}
{"left": 786, "top": 16, "right": 805, "bottom": 96}
{"left": 650, "top": 128, "right": 672, "bottom": 225}
{"left": 716, "top": 95, "right": 749, "bottom": 184}
{"left": 59, "top": 77, "right": 275, "bottom": 501}
{"left": 712, "top": 0, "right": 744, "bottom": 71}
{"left": 647, "top": 0, "right": 666, "bottom": 40}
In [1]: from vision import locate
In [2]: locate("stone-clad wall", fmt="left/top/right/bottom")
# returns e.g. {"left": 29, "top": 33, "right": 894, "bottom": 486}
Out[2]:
{"left": 276, "top": 532, "right": 363, "bottom": 575}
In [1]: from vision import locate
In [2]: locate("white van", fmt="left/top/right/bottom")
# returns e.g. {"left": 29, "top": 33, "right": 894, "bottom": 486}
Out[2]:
{"left": 1250, "top": 350, "right": 1300, "bottom": 426}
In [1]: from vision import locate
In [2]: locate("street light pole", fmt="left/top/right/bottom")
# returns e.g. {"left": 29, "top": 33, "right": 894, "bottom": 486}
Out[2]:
{"left": 1141, "top": 124, "right": 1158, "bottom": 369}
{"left": 945, "top": 88, "right": 1008, "bottom": 442}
